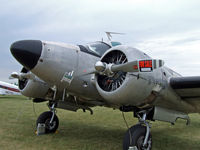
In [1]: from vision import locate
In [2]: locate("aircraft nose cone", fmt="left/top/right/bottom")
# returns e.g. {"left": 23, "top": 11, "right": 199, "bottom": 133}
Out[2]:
{"left": 10, "top": 40, "right": 42, "bottom": 70}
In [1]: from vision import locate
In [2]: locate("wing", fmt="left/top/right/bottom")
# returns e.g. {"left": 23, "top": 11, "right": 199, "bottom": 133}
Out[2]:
{"left": 170, "top": 76, "right": 200, "bottom": 112}
{"left": 170, "top": 76, "right": 200, "bottom": 99}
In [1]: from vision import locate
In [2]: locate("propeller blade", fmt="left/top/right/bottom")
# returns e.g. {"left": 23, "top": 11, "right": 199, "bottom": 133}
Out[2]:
{"left": 77, "top": 59, "right": 164, "bottom": 77}
{"left": 9, "top": 72, "right": 20, "bottom": 79}
{"left": 77, "top": 69, "right": 97, "bottom": 77}
{"left": 111, "top": 59, "right": 164, "bottom": 73}
{"left": 77, "top": 61, "right": 105, "bottom": 77}
{"left": 21, "top": 73, "right": 35, "bottom": 79}
{"left": 111, "top": 61, "right": 138, "bottom": 72}
{"left": 9, "top": 72, "right": 35, "bottom": 80}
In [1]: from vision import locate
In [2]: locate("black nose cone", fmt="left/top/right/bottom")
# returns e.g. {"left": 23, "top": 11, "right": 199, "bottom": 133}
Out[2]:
{"left": 10, "top": 40, "right": 42, "bottom": 70}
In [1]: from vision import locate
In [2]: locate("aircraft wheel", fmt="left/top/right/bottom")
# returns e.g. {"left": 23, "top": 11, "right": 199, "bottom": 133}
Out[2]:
{"left": 36, "top": 111, "right": 59, "bottom": 133}
{"left": 123, "top": 124, "right": 152, "bottom": 150}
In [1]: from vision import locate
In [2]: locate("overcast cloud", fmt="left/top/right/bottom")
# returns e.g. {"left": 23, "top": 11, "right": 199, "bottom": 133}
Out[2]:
{"left": 1, "top": 0, "right": 200, "bottom": 82}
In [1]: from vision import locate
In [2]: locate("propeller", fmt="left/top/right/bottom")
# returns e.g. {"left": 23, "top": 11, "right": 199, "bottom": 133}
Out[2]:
{"left": 9, "top": 72, "right": 35, "bottom": 80}
{"left": 81, "top": 59, "right": 164, "bottom": 77}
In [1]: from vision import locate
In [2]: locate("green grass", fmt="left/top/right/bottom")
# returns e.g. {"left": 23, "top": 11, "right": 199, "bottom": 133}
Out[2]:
{"left": 0, "top": 95, "right": 200, "bottom": 150}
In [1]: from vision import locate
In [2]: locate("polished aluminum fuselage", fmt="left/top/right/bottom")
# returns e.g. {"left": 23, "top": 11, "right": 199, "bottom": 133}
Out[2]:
{"left": 29, "top": 41, "right": 198, "bottom": 113}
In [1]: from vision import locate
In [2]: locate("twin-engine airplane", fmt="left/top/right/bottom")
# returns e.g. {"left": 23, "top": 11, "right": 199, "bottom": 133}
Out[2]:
{"left": 10, "top": 33, "right": 200, "bottom": 150}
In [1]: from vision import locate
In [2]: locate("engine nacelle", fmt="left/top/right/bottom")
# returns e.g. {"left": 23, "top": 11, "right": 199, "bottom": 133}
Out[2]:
{"left": 18, "top": 68, "right": 50, "bottom": 98}
{"left": 95, "top": 46, "right": 157, "bottom": 106}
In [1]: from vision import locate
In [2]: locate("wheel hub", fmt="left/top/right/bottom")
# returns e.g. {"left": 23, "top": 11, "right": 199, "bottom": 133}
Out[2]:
{"left": 137, "top": 135, "right": 152, "bottom": 150}
{"left": 45, "top": 119, "right": 56, "bottom": 130}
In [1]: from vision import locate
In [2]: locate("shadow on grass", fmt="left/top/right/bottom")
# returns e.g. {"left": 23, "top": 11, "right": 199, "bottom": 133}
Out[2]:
{"left": 152, "top": 126, "right": 200, "bottom": 150}
{"left": 29, "top": 119, "right": 199, "bottom": 150}
{"left": 1, "top": 96, "right": 200, "bottom": 150}
{"left": 4, "top": 115, "right": 200, "bottom": 150}
{"left": 47, "top": 119, "right": 200, "bottom": 150}
{"left": 58, "top": 121, "right": 125, "bottom": 147}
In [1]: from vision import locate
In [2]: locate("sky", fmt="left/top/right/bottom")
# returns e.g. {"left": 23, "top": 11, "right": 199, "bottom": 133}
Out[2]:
{"left": 1, "top": 0, "right": 200, "bottom": 83}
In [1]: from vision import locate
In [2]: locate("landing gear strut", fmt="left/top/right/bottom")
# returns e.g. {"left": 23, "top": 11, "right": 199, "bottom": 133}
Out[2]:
{"left": 123, "top": 110, "right": 152, "bottom": 150}
{"left": 36, "top": 102, "right": 59, "bottom": 133}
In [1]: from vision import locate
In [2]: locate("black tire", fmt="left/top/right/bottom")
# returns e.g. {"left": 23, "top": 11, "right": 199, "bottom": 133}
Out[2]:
{"left": 123, "top": 124, "right": 152, "bottom": 150}
{"left": 36, "top": 111, "right": 59, "bottom": 133}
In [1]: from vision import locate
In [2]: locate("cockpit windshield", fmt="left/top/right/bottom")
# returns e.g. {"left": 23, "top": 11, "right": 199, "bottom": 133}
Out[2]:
{"left": 78, "top": 42, "right": 111, "bottom": 57}
{"left": 86, "top": 42, "right": 111, "bottom": 56}
{"left": 78, "top": 41, "right": 122, "bottom": 57}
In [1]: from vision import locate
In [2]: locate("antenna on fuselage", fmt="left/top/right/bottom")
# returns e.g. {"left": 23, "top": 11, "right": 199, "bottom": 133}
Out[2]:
{"left": 105, "top": 31, "right": 125, "bottom": 41}
{"left": 105, "top": 31, "right": 125, "bottom": 47}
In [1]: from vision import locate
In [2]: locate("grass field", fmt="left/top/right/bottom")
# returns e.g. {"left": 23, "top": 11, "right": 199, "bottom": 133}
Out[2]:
{"left": 0, "top": 95, "right": 200, "bottom": 150}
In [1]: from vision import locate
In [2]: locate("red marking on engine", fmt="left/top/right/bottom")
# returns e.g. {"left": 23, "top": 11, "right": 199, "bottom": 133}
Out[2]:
{"left": 133, "top": 65, "right": 138, "bottom": 69}
{"left": 139, "top": 60, "right": 152, "bottom": 68}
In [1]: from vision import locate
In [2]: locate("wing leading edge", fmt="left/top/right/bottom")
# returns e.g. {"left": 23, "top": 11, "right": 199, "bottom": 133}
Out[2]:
{"left": 170, "top": 76, "right": 200, "bottom": 99}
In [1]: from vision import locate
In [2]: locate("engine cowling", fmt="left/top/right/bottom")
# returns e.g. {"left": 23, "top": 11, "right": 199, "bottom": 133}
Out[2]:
{"left": 95, "top": 45, "right": 155, "bottom": 106}
{"left": 18, "top": 68, "right": 50, "bottom": 98}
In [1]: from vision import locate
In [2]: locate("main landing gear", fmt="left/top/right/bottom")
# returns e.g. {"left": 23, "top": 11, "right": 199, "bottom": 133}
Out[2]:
{"left": 36, "top": 102, "right": 59, "bottom": 133}
{"left": 123, "top": 110, "right": 152, "bottom": 150}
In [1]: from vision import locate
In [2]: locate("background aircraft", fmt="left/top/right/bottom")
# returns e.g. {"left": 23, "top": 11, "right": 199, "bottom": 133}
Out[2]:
{"left": 0, "top": 81, "right": 20, "bottom": 95}
{"left": 9, "top": 33, "right": 200, "bottom": 150}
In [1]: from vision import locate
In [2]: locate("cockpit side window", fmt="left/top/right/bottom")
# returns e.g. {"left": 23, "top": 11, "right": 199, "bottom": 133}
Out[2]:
{"left": 78, "top": 42, "right": 111, "bottom": 57}
{"left": 111, "top": 41, "right": 122, "bottom": 46}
